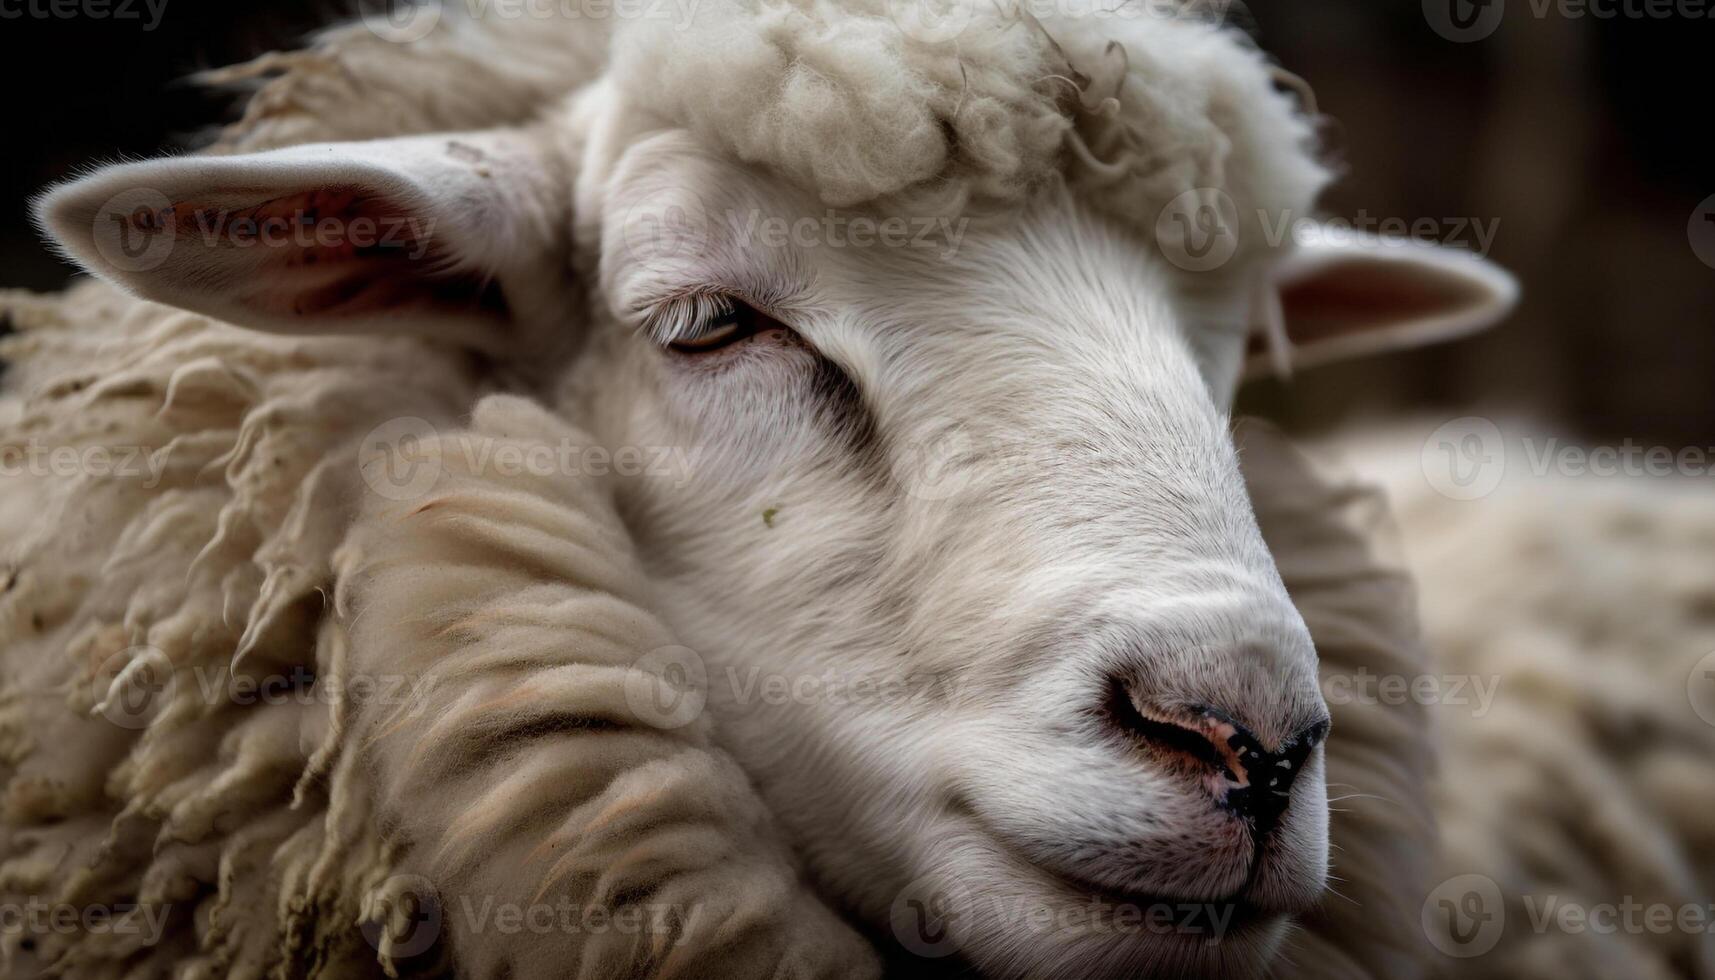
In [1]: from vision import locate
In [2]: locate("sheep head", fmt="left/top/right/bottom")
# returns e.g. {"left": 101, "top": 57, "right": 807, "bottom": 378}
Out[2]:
{"left": 35, "top": 3, "right": 1516, "bottom": 977}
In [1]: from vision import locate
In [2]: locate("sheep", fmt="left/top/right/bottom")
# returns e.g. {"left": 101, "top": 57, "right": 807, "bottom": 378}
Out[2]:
{"left": 0, "top": 285, "right": 1443, "bottom": 980}
{"left": 8, "top": 3, "right": 1524, "bottom": 978}
{"left": 1317, "top": 423, "right": 1715, "bottom": 980}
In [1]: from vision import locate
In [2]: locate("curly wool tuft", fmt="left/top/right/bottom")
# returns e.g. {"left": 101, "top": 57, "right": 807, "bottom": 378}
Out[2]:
{"left": 614, "top": 0, "right": 1331, "bottom": 275}
{"left": 0, "top": 282, "right": 484, "bottom": 979}
{"left": 1327, "top": 425, "right": 1715, "bottom": 979}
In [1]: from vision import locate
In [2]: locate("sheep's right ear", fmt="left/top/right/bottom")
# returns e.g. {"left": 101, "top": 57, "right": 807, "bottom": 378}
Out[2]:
{"left": 34, "top": 132, "right": 571, "bottom": 353}
{"left": 1243, "top": 232, "right": 1519, "bottom": 379}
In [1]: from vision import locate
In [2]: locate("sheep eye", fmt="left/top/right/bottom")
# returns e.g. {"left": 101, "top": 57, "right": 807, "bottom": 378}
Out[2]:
{"left": 668, "top": 301, "right": 786, "bottom": 354}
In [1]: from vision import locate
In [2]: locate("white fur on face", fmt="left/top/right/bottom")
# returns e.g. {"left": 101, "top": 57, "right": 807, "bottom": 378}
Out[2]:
{"left": 559, "top": 126, "right": 1332, "bottom": 978}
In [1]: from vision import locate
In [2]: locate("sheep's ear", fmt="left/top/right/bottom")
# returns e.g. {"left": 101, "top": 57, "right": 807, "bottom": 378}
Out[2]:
{"left": 33, "top": 133, "right": 569, "bottom": 353}
{"left": 1244, "top": 232, "right": 1519, "bottom": 379}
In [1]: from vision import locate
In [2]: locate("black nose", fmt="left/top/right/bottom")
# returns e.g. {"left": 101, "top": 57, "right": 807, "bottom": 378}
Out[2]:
{"left": 1105, "top": 680, "right": 1328, "bottom": 835}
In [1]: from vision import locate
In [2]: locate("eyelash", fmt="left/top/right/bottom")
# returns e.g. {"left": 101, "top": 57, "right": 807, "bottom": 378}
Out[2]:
{"left": 644, "top": 291, "right": 794, "bottom": 355}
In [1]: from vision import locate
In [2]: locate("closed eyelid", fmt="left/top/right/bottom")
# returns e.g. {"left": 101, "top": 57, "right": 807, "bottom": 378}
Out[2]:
{"left": 634, "top": 271, "right": 816, "bottom": 347}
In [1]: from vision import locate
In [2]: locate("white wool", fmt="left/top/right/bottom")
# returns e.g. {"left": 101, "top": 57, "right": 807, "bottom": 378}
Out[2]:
{"left": 609, "top": 1, "right": 1328, "bottom": 252}
{"left": 333, "top": 395, "right": 877, "bottom": 978}
{"left": 0, "top": 282, "right": 483, "bottom": 978}
{"left": 198, "top": 9, "right": 613, "bottom": 155}
{"left": 1319, "top": 424, "right": 1715, "bottom": 979}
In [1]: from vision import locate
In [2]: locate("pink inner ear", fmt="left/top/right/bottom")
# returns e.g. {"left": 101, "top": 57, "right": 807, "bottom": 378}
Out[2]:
{"left": 1253, "top": 258, "right": 1490, "bottom": 355}
{"left": 124, "top": 187, "right": 504, "bottom": 321}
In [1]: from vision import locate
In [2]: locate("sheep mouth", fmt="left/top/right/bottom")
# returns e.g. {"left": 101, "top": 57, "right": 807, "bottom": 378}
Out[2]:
{"left": 942, "top": 798, "right": 1290, "bottom": 958}
{"left": 966, "top": 819, "right": 1282, "bottom": 946}
{"left": 1032, "top": 865, "right": 1279, "bottom": 944}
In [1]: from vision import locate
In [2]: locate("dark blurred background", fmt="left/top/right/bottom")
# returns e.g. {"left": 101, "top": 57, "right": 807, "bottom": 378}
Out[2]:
{"left": 2, "top": 0, "right": 1711, "bottom": 443}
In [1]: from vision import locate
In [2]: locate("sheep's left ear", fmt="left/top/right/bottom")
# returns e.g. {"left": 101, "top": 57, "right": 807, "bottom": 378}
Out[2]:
{"left": 1244, "top": 231, "right": 1519, "bottom": 380}
{"left": 33, "top": 132, "right": 571, "bottom": 354}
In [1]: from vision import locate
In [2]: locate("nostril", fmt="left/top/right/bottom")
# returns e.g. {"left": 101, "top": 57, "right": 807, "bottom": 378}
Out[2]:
{"left": 1103, "top": 679, "right": 1328, "bottom": 834}
{"left": 1104, "top": 682, "right": 1232, "bottom": 774}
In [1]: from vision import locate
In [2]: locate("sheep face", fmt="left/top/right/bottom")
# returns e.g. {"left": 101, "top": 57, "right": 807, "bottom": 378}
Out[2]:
{"left": 556, "top": 128, "right": 1333, "bottom": 978}
{"left": 37, "top": 97, "right": 1513, "bottom": 980}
